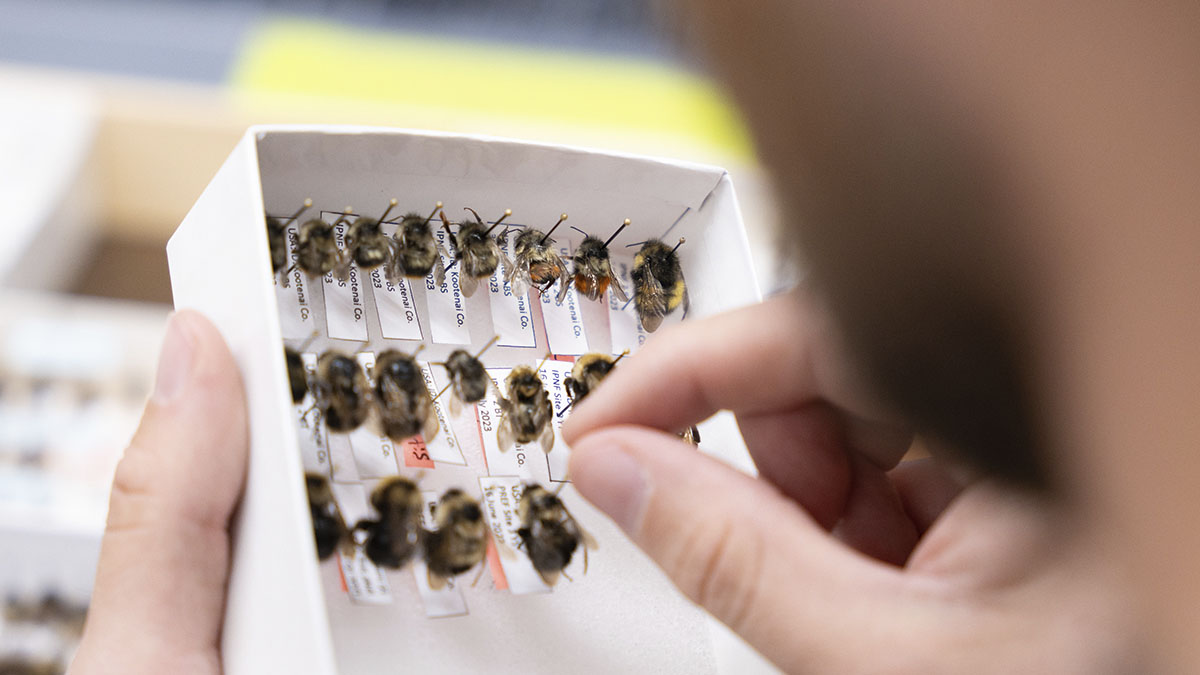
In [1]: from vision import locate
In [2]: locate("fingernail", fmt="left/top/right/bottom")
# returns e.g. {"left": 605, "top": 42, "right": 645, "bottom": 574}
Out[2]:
{"left": 570, "top": 440, "right": 648, "bottom": 535}
{"left": 152, "top": 313, "right": 197, "bottom": 404}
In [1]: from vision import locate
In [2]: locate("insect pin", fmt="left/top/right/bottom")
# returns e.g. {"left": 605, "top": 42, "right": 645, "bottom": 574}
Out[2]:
{"left": 312, "top": 349, "right": 370, "bottom": 433}
{"left": 292, "top": 206, "right": 353, "bottom": 283}
{"left": 306, "top": 473, "right": 350, "bottom": 561}
{"left": 506, "top": 213, "right": 570, "bottom": 297}
{"left": 372, "top": 345, "right": 439, "bottom": 443}
{"left": 443, "top": 207, "right": 514, "bottom": 298}
{"left": 517, "top": 483, "right": 597, "bottom": 587}
{"left": 335, "top": 199, "right": 398, "bottom": 282}
{"left": 433, "top": 335, "right": 501, "bottom": 417}
{"left": 497, "top": 355, "right": 555, "bottom": 454}
{"left": 422, "top": 488, "right": 488, "bottom": 589}
{"left": 265, "top": 198, "right": 312, "bottom": 288}
{"left": 630, "top": 237, "right": 690, "bottom": 332}
{"left": 354, "top": 476, "right": 424, "bottom": 569}
{"left": 560, "top": 218, "right": 630, "bottom": 304}
{"left": 386, "top": 201, "right": 449, "bottom": 288}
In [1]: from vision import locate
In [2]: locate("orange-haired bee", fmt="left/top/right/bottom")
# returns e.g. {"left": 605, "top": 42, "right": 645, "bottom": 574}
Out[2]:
{"left": 559, "top": 219, "right": 629, "bottom": 303}
{"left": 507, "top": 214, "right": 569, "bottom": 296}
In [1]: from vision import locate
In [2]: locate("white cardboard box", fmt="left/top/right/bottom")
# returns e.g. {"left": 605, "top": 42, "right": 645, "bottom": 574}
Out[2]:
{"left": 167, "top": 126, "right": 773, "bottom": 674}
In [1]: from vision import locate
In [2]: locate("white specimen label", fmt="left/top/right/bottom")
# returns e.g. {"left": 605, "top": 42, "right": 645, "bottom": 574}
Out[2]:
{"left": 370, "top": 222, "right": 423, "bottom": 341}
{"left": 535, "top": 360, "right": 574, "bottom": 483}
{"left": 539, "top": 243, "right": 588, "bottom": 354}
{"left": 418, "top": 364, "right": 467, "bottom": 465}
{"left": 425, "top": 228, "right": 471, "bottom": 345}
{"left": 296, "top": 353, "right": 330, "bottom": 475}
{"left": 487, "top": 233, "right": 536, "bottom": 348}
{"left": 275, "top": 223, "right": 318, "bottom": 339}
{"left": 478, "top": 477, "right": 550, "bottom": 595}
{"left": 345, "top": 353, "right": 403, "bottom": 479}
{"left": 410, "top": 491, "right": 469, "bottom": 618}
{"left": 329, "top": 482, "right": 392, "bottom": 604}
{"left": 608, "top": 255, "right": 648, "bottom": 352}
{"left": 476, "top": 368, "right": 536, "bottom": 480}
{"left": 322, "top": 216, "right": 369, "bottom": 341}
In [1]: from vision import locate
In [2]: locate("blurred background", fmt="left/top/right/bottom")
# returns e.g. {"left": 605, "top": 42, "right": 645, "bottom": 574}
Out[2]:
{"left": 0, "top": 1, "right": 780, "bottom": 670}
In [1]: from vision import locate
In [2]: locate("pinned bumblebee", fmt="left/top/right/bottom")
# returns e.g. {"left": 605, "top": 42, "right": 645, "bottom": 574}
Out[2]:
{"left": 443, "top": 207, "right": 514, "bottom": 298}
{"left": 517, "top": 483, "right": 596, "bottom": 586}
{"left": 497, "top": 357, "right": 555, "bottom": 454}
{"left": 354, "top": 476, "right": 425, "bottom": 569}
{"left": 372, "top": 346, "right": 439, "bottom": 443}
{"left": 559, "top": 218, "right": 630, "bottom": 304}
{"left": 435, "top": 335, "right": 501, "bottom": 417}
{"left": 630, "top": 237, "right": 689, "bottom": 332}
{"left": 334, "top": 199, "right": 399, "bottom": 282}
{"left": 506, "top": 213, "right": 570, "bottom": 297}
{"left": 386, "top": 201, "right": 448, "bottom": 287}
{"left": 312, "top": 349, "right": 371, "bottom": 433}
{"left": 292, "top": 207, "right": 353, "bottom": 283}
{"left": 422, "top": 488, "right": 489, "bottom": 589}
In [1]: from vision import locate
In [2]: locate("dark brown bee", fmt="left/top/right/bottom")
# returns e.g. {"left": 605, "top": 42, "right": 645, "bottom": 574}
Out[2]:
{"left": 334, "top": 200, "right": 397, "bottom": 282}
{"left": 437, "top": 335, "right": 499, "bottom": 416}
{"left": 422, "top": 488, "right": 488, "bottom": 589}
{"left": 631, "top": 237, "right": 689, "bottom": 332}
{"left": 498, "top": 360, "right": 555, "bottom": 453}
{"left": 313, "top": 350, "right": 370, "bottom": 432}
{"left": 294, "top": 209, "right": 352, "bottom": 280}
{"left": 285, "top": 346, "right": 308, "bottom": 403}
{"left": 306, "top": 472, "right": 349, "bottom": 561}
{"left": 445, "top": 207, "right": 513, "bottom": 297}
{"left": 373, "top": 348, "right": 439, "bottom": 442}
{"left": 265, "top": 198, "right": 311, "bottom": 286}
{"left": 517, "top": 484, "right": 596, "bottom": 586}
{"left": 559, "top": 219, "right": 630, "bottom": 303}
{"left": 355, "top": 476, "right": 423, "bottom": 569}
{"left": 564, "top": 351, "right": 628, "bottom": 405}
{"left": 507, "top": 214, "right": 570, "bottom": 296}
{"left": 385, "top": 201, "right": 447, "bottom": 287}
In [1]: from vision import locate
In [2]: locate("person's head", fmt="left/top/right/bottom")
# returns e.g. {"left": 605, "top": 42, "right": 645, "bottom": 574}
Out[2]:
{"left": 686, "top": 0, "right": 1200, "bottom": 666}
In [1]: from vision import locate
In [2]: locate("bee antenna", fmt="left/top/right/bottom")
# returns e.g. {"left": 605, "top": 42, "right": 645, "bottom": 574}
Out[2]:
{"left": 483, "top": 209, "right": 513, "bottom": 236}
{"left": 603, "top": 219, "right": 631, "bottom": 247}
{"left": 624, "top": 241, "right": 647, "bottom": 248}
{"left": 540, "top": 213, "right": 567, "bottom": 244}
{"left": 671, "top": 237, "right": 686, "bottom": 254}
{"left": 424, "top": 201, "right": 444, "bottom": 226}
{"left": 569, "top": 225, "right": 590, "bottom": 238}
{"left": 463, "top": 206, "right": 484, "bottom": 223}
{"left": 475, "top": 335, "right": 501, "bottom": 358}
{"left": 378, "top": 198, "right": 398, "bottom": 224}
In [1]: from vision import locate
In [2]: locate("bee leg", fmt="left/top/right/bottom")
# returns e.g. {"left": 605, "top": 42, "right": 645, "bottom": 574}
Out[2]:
{"left": 470, "top": 562, "right": 487, "bottom": 588}
{"left": 560, "top": 568, "right": 574, "bottom": 583}
{"left": 427, "top": 568, "right": 447, "bottom": 591}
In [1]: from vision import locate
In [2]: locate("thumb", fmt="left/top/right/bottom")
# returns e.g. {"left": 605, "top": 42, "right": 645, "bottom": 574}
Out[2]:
{"left": 568, "top": 426, "right": 911, "bottom": 673}
{"left": 72, "top": 311, "right": 248, "bottom": 675}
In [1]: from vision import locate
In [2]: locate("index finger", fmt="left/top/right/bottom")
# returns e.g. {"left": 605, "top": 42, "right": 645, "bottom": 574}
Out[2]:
{"left": 562, "top": 290, "right": 822, "bottom": 444}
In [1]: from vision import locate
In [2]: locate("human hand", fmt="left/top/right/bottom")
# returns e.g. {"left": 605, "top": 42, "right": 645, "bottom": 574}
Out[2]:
{"left": 71, "top": 311, "right": 248, "bottom": 674}
{"left": 563, "top": 290, "right": 1138, "bottom": 673}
